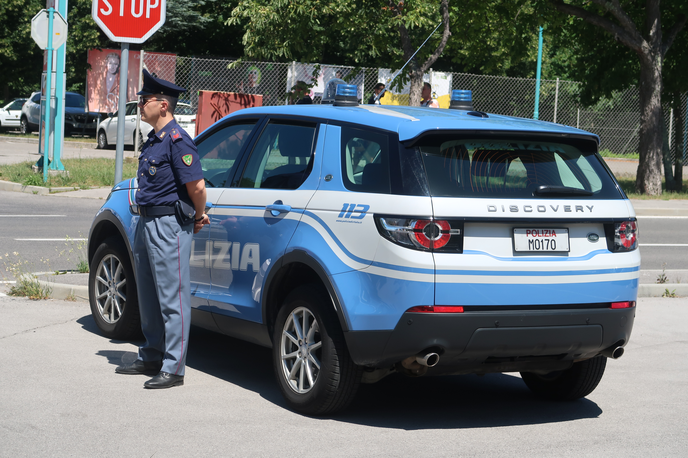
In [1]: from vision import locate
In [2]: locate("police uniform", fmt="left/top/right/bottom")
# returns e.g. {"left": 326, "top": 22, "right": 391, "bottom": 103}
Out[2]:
{"left": 124, "top": 70, "right": 203, "bottom": 385}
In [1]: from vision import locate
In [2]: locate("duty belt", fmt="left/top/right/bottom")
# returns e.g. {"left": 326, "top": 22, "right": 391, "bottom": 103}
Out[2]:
{"left": 138, "top": 205, "right": 175, "bottom": 217}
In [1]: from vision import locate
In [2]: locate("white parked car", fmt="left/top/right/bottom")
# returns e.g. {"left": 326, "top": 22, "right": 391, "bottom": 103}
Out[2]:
{"left": 0, "top": 98, "right": 27, "bottom": 130}
{"left": 96, "top": 101, "right": 196, "bottom": 149}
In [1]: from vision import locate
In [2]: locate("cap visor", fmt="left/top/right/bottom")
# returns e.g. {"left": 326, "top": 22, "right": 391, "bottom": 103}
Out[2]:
{"left": 136, "top": 89, "right": 154, "bottom": 96}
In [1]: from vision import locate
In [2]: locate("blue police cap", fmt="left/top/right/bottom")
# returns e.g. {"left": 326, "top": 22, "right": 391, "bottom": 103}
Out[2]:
{"left": 137, "top": 69, "right": 185, "bottom": 98}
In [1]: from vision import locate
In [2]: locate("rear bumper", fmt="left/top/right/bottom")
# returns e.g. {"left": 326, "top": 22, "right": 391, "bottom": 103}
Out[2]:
{"left": 345, "top": 305, "right": 635, "bottom": 372}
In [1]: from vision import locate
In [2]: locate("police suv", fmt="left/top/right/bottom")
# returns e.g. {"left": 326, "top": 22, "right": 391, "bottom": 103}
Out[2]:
{"left": 88, "top": 86, "right": 639, "bottom": 415}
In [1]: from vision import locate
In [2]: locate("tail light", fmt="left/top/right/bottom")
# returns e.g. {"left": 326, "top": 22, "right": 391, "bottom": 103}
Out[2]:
{"left": 375, "top": 216, "right": 463, "bottom": 252}
{"left": 611, "top": 301, "right": 635, "bottom": 309}
{"left": 605, "top": 220, "right": 638, "bottom": 252}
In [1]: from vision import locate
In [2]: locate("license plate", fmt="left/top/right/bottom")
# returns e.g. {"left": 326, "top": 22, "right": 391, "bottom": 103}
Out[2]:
{"left": 513, "top": 228, "right": 569, "bottom": 252}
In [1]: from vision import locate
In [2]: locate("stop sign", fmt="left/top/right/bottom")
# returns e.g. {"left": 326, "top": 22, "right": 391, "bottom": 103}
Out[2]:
{"left": 92, "top": 0, "right": 166, "bottom": 44}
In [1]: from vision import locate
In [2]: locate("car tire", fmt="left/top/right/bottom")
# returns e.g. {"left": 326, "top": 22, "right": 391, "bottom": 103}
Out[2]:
{"left": 272, "top": 285, "right": 362, "bottom": 415}
{"left": 20, "top": 117, "right": 31, "bottom": 134}
{"left": 520, "top": 356, "right": 607, "bottom": 401}
{"left": 97, "top": 130, "right": 108, "bottom": 149}
{"left": 89, "top": 237, "right": 141, "bottom": 340}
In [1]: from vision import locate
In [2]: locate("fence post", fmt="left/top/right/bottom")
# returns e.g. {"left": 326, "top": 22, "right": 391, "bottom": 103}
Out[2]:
{"left": 553, "top": 77, "right": 559, "bottom": 123}
{"left": 668, "top": 108, "right": 673, "bottom": 151}
{"left": 681, "top": 92, "right": 688, "bottom": 165}
{"left": 577, "top": 108, "right": 580, "bottom": 129}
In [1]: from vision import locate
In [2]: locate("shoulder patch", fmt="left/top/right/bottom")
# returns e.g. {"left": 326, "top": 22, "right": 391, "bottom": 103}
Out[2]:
{"left": 182, "top": 154, "right": 193, "bottom": 166}
{"left": 170, "top": 128, "right": 182, "bottom": 142}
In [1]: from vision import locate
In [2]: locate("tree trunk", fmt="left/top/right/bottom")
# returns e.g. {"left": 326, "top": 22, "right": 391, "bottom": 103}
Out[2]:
{"left": 635, "top": 53, "right": 664, "bottom": 196}
{"left": 409, "top": 69, "right": 423, "bottom": 106}
{"left": 391, "top": 0, "right": 450, "bottom": 107}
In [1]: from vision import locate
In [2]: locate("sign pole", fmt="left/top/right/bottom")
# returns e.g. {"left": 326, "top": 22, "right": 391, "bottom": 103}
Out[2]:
{"left": 42, "top": 7, "right": 55, "bottom": 183}
{"left": 50, "top": 0, "right": 68, "bottom": 172}
{"left": 114, "top": 42, "right": 129, "bottom": 184}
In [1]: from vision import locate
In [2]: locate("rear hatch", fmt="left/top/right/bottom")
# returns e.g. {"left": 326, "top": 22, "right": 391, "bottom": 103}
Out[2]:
{"left": 412, "top": 133, "right": 640, "bottom": 307}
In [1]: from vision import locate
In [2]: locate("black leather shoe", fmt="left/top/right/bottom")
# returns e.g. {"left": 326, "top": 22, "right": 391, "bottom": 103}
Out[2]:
{"left": 115, "top": 360, "right": 162, "bottom": 375}
{"left": 144, "top": 372, "right": 184, "bottom": 389}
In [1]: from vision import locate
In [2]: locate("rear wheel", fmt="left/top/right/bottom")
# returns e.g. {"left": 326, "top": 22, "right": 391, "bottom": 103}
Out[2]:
{"left": 520, "top": 356, "right": 607, "bottom": 401}
{"left": 20, "top": 117, "right": 31, "bottom": 134}
{"left": 89, "top": 237, "right": 141, "bottom": 340}
{"left": 272, "top": 285, "right": 362, "bottom": 415}
{"left": 97, "top": 130, "right": 108, "bottom": 149}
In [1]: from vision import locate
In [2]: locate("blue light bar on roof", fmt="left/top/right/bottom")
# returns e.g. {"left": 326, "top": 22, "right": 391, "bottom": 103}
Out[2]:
{"left": 449, "top": 89, "right": 474, "bottom": 111}
{"left": 334, "top": 84, "right": 358, "bottom": 107}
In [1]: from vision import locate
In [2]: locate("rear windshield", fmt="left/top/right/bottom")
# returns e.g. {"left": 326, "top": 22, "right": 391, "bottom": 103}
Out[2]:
{"left": 416, "top": 137, "right": 622, "bottom": 199}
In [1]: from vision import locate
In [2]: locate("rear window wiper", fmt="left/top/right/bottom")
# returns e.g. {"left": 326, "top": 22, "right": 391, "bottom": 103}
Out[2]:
{"left": 533, "top": 185, "right": 593, "bottom": 196}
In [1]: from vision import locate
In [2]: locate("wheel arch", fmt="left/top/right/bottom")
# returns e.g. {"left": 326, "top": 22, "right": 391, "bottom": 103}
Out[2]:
{"left": 262, "top": 250, "right": 349, "bottom": 342}
{"left": 88, "top": 209, "right": 136, "bottom": 275}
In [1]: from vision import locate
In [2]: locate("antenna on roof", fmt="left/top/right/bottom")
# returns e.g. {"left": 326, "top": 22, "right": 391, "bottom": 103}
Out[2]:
{"left": 374, "top": 20, "right": 444, "bottom": 104}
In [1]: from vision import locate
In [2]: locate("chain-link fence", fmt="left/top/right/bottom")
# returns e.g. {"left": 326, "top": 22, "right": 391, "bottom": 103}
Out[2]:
{"left": 140, "top": 53, "right": 687, "bottom": 165}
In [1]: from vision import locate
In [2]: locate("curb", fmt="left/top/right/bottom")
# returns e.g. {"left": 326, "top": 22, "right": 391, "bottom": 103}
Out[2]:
{"left": 0, "top": 180, "right": 80, "bottom": 195}
{"left": 637, "top": 283, "right": 688, "bottom": 298}
{"left": 37, "top": 279, "right": 89, "bottom": 302}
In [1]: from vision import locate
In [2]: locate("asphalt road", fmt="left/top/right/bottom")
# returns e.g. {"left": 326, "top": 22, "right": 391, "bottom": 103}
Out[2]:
{"left": 0, "top": 295, "right": 685, "bottom": 457}
{"left": 0, "top": 189, "right": 104, "bottom": 274}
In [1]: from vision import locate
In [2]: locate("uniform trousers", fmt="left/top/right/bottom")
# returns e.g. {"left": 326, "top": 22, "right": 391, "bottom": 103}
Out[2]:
{"left": 133, "top": 214, "right": 193, "bottom": 376}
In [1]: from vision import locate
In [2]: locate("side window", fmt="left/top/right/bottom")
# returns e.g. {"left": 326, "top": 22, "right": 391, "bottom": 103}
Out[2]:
{"left": 238, "top": 122, "right": 316, "bottom": 190}
{"left": 196, "top": 122, "right": 256, "bottom": 188}
{"left": 341, "top": 126, "right": 390, "bottom": 193}
{"left": 126, "top": 103, "right": 137, "bottom": 116}
{"left": 10, "top": 100, "right": 24, "bottom": 110}
{"left": 31, "top": 94, "right": 40, "bottom": 104}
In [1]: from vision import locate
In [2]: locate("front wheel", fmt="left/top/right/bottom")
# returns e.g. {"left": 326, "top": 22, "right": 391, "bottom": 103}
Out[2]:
{"left": 89, "top": 237, "right": 141, "bottom": 340}
{"left": 520, "top": 356, "right": 607, "bottom": 401}
{"left": 97, "top": 130, "right": 108, "bottom": 149}
{"left": 272, "top": 285, "right": 362, "bottom": 415}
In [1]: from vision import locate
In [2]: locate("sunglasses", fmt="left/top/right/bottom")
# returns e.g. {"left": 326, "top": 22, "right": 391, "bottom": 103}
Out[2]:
{"left": 138, "top": 97, "right": 161, "bottom": 107}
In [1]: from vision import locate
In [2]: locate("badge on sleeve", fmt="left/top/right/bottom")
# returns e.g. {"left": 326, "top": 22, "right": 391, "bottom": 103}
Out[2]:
{"left": 182, "top": 154, "right": 193, "bottom": 166}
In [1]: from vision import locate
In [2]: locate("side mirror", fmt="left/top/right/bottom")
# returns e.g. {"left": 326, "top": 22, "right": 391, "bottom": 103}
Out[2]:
{"left": 108, "top": 112, "right": 115, "bottom": 118}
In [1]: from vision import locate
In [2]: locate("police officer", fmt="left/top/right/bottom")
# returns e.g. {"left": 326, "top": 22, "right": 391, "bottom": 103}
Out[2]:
{"left": 115, "top": 70, "right": 209, "bottom": 389}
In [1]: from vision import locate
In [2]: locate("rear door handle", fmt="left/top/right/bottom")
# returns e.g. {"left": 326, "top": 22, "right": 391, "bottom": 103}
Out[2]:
{"left": 266, "top": 200, "right": 291, "bottom": 216}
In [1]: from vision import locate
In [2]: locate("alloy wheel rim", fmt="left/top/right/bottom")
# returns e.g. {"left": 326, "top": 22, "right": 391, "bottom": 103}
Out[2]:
{"left": 94, "top": 253, "right": 127, "bottom": 324}
{"left": 279, "top": 306, "right": 322, "bottom": 394}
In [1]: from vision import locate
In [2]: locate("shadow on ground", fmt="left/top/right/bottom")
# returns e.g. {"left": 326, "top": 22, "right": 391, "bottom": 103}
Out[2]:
{"left": 80, "top": 315, "right": 603, "bottom": 429}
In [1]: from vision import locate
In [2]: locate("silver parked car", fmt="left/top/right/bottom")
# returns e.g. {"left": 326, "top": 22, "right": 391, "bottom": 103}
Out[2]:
{"left": 96, "top": 101, "right": 196, "bottom": 149}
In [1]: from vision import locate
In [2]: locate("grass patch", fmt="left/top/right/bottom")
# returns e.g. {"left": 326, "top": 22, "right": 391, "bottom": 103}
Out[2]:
{"left": 0, "top": 157, "right": 137, "bottom": 188}
{"left": 0, "top": 132, "right": 95, "bottom": 143}
{"left": 599, "top": 149, "right": 639, "bottom": 160}
{"left": 616, "top": 178, "right": 688, "bottom": 199}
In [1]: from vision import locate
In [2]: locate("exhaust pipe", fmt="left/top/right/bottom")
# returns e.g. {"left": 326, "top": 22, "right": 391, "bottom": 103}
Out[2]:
{"left": 398, "top": 351, "right": 441, "bottom": 377}
{"left": 601, "top": 346, "right": 625, "bottom": 359}
{"left": 416, "top": 352, "right": 440, "bottom": 367}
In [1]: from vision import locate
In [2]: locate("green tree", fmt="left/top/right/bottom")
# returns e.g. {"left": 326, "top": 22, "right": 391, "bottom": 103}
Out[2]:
{"left": 0, "top": 0, "right": 44, "bottom": 101}
{"left": 227, "top": 0, "right": 451, "bottom": 105}
{"left": 542, "top": 0, "right": 687, "bottom": 195}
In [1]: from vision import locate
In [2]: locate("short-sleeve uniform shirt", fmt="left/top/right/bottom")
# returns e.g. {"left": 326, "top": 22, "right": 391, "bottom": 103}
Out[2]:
{"left": 136, "top": 119, "right": 203, "bottom": 207}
